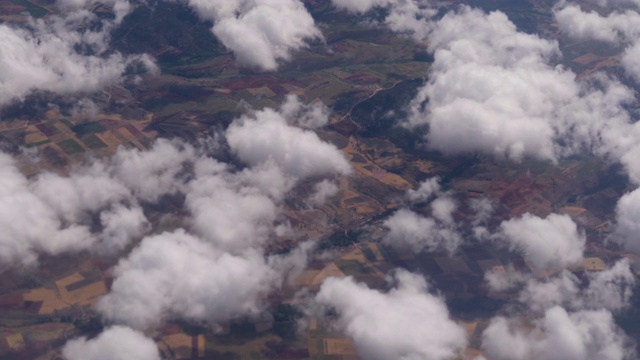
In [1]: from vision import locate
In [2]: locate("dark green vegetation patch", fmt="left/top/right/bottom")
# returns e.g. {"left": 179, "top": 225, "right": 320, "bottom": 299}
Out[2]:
{"left": 9, "top": 0, "right": 48, "bottom": 18}
{"left": 57, "top": 139, "right": 84, "bottom": 155}
{"left": 81, "top": 134, "right": 108, "bottom": 150}
{"left": 71, "top": 122, "right": 106, "bottom": 137}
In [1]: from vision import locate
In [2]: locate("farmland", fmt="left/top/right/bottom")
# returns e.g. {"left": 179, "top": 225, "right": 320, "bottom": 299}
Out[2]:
{"left": 0, "top": 0, "right": 637, "bottom": 359}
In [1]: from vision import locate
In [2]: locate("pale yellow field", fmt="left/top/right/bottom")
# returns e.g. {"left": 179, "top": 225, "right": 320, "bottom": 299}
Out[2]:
{"left": 247, "top": 86, "right": 276, "bottom": 97}
{"left": 582, "top": 257, "right": 606, "bottom": 271}
{"left": 24, "top": 126, "right": 48, "bottom": 144}
{"left": 96, "top": 131, "right": 123, "bottom": 151}
{"left": 367, "top": 244, "right": 384, "bottom": 261}
{"left": 23, "top": 288, "right": 67, "bottom": 314}
{"left": 23, "top": 272, "right": 107, "bottom": 314}
{"left": 6, "top": 333, "right": 25, "bottom": 350}
{"left": 310, "top": 263, "right": 346, "bottom": 286}
{"left": 163, "top": 333, "right": 193, "bottom": 360}
{"left": 115, "top": 128, "right": 145, "bottom": 150}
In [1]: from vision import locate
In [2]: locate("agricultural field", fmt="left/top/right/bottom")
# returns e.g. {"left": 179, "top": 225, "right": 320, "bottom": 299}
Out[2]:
{"left": 0, "top": 0, "right": 637, "bottom": 359}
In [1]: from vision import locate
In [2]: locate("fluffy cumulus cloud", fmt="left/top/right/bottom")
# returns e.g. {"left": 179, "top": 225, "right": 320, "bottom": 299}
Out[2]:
{"left": 402, "top": 5, "right": 640, "bottom": 181}
{"left": 110, "top": 139, "right": 196, "bottom": 202}
{"left": 0, "top": 139, "right": 198, "bottom": 266}
{"left": 498, "top": 213, "right": 585, "bottom": 274}
{"left": 185, "top": 97, "right": 349, "bottom": 254}
{"left": 383, "top": 207, "right": 462, "bottom": 254}
{"left": 482, "top": 306, "right": 634, "bottom": 360}
{"left": 87, "top": 98, "right": 348, "bottom": 329}
{"left": 406, "top": 177, "right": 440, "bottom": 203}
{"left": 555, "top": 4, "right": 640, "bottom": 43}
{"left": 555, "top": 1, "right": 640, "bottom": 82}
{"left": 0, "top": 10, "right": 155, "bottom": 108}
{"left": 98, "top": 205, "right": 149, "bottom": 254}
{"left": 407, "top": 7, "right": 571, "bottom": 161}
{"left": 186, "top": 0, "right": 321, "bottom": 70}
{"left": 97, "top": 230, "right": 276, "bottom": 330}
{"left": 185, "top": 158, "right": 282, "bottom": 253}
{"left": 0, "top": 153, "right": 95, "bottom": 266}
{"left": 0, "top": 93, "right": 348, "bottom": 267}
{"left": 517, "top": 270, "right": 581, "bottom": 312}
{"left": 383, "top": 178, "right": 463, "bottom": 253}
{"left": 279, "top": 94, "right": 331, "bottom": 129}
{"left": 486, "top": 259, "right": 635, "bottom": 313}
{"left": 226, "top": 100, "right": 351, "bottom": 180}
{"left": 331, "top": 0, "right": 435, "bottom": 40}
{"left": 614, "top": 187, "right": 640, "bottom": 252}
{"left": 308, "top": 179, "right": 339, "bottom": 206}
{"left": 316, "top": 270, "right": 467, "bottom": 360}
{"left": 62, "top": 326, "right": 160, "bottom": 360}
{"left": 583, "top": 259, "right": 636, "bottom": 311}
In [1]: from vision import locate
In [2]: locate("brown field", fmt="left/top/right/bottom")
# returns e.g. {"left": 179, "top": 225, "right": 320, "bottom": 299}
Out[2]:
{"left": 573, "top": 53, "right": 600, "bottom": 65}
{"left": 207, "top": 334, "right": 281, "bottom": 358}
{"left": 308, "top": 337, "right": 321, "bottom": 356}
{"left": 294, "top": 270, "right": 321, "bottom": 287}
{"left": 559, "top": 206, "right": 587, "bottom": 218}
{"left": 343, "top": 137, "right": 412, "bottom": 191}
{"left": 324, "top": 338, "right": 356, "bottom": 355}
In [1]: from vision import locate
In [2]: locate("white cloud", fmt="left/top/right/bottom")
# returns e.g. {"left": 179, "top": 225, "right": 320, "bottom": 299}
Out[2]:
{"left": 62, "top": 326, "right": 160, "bottom": 360}
{"left": 498, "top": 213, "right": 585, "bottom": 274}
{"left": 486, "top": 259, "right": 635, "bottom": 313}
{"left": 621, "top": 42, "right": 640, "bottom": 82}
{"left": 332, "top": 0, "right": 396, "bottom": 13}
{"left": 280, "top": 94, "right": 331, "bottom": 129}
{"left": 482, "top": 306, "right": 634, "bottom": 360}
{"left": 382, "top": 208, "right": 462, "bottom": 254}
{"left": 111, "top": 139, "right": 195, "bottom": 202}
{"left": 484, "top": 268, "right": 527, "bottom": 292}
{"left": 57, "top": 0, "right": 132, "bottom": 24}
{"left": 400, "top": 5, "right": 640, "bottom": 184}
{"left": 308, "top": 179, "right": 339, "bottom": 206}
{"left": 315, "top": 270, "right": 467, "bottom": 360}
{"left": 332, "top": 0, "right": 435, "bottom": 40}
{"left": 0, "top": 10, "right": 155, "bottom": 108}
{"left": 406, "top": 6, "right": 571, "bottom": 162}
{"left": 555, "top": 4, "right": 640, "bottom": 43}
{"left": 98, "top": 230, "right": 276, "bottom": 330}
{"left": 480, "top": 316, "right": 532, "bottom": 360}
{"left": 431, "top": 196, "right": 456, "bottom": 225}
{"left": 186, "top": 0, "right": 322, "bottom": 70}
{"left": 614, "top": 187, "right": 640, "bottom": 253}
{"left": 0, "top": 137, "right": 206, "bottom": 267}
{"left": 406, "top": 177, "right": 441, "bottom": 203}
{"left": 517, "top": 271, "right": 580, "bottom": 312}
{"left": 98, "top": 204, "right": 149, "bottom": 254}
{"left": 31, "top": 163, "right": 130, "bottom": 223}
{"left": 186, "top": 158, "right": 281, "bottom": 253}
{"left": 583, "top": 259, "right": 636, "bottom": 311}
{"left": 555, "top": 2, "right": 640, "bottom": 83}
{"left": 386, "top": 177, "right": 463, "bottom": 253}
{"left": 226, "top": 105, "right": 352, "bottom": 180}
{"left": 0, "top": 152, "right": 96, "bottom": 267}
{"left": 470, "top": 197, "right": 494, "bottom": 226}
